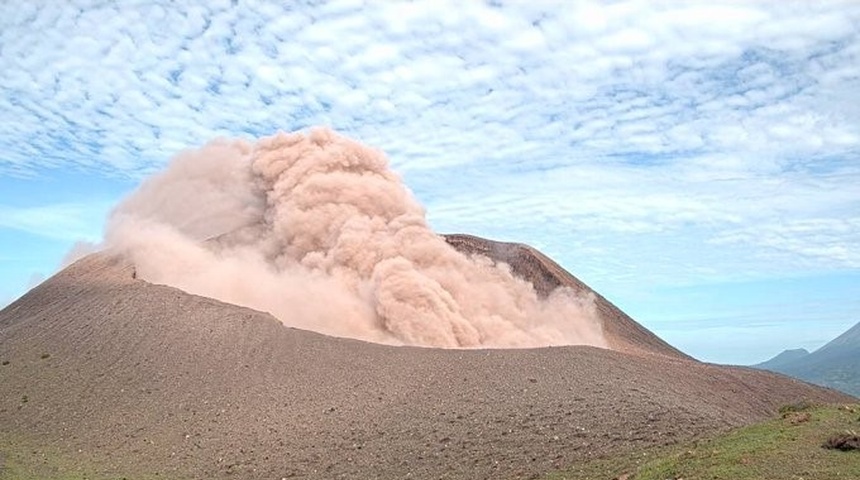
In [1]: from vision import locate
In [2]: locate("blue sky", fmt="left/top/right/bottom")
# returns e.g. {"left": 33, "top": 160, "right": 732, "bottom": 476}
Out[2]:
{"left": 1, "top": 0, "right": 858, "bottom": 365}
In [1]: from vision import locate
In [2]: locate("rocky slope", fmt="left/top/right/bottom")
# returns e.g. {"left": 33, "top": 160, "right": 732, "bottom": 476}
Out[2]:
{"left": 1, "top": 241, "right": 852, "bottom": 479}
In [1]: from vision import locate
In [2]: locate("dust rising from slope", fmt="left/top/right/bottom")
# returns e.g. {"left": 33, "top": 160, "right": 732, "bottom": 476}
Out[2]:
{"left": 102, "top": 128, "right": 605, "bottom": 348}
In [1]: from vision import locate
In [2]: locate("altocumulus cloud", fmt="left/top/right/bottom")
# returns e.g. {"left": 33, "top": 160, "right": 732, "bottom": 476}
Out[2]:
{"left": 0, "top": 0, "right": 859, "bottom": 293}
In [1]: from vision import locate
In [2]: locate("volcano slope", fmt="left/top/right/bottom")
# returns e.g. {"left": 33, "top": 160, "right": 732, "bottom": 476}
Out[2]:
{"left": 0, "top": 242, "right": 852, "bottom": 480}
{"left": 444, "top": 234, "right": 688, "bottom": 359}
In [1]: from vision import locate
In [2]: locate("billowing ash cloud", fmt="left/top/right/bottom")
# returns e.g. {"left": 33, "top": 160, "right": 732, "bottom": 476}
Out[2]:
{"left": 105, "top": 128, "right": 605, "bottom": 348}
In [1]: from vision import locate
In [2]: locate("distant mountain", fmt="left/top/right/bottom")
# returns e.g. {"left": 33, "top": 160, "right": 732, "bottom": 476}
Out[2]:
{"left": 756, "top": 348, "right": 810, "bottom": 371}
{"left": 754, "top": 321, "right": 860, "bottom": 397}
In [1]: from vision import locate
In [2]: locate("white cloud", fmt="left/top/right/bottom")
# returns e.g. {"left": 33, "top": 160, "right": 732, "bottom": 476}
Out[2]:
{"left": 0, "top": 0, "right": 858, "bottom": 293}
{"left": 713, "top": 218, "right": 860, "bottom": 269}
{"left": 0, "top": 203, "right": 106, "bottom": 242}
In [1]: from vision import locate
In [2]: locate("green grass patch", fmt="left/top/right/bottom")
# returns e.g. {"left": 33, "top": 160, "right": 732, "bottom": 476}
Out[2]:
{"left": 0, "top": 436, "right": 166, "bottom": 480}
{"left": 549, "top": 403, "right": 860, "bottom": 480}
{"left": 0, "top": 437, "right": 93, "bottom": 480}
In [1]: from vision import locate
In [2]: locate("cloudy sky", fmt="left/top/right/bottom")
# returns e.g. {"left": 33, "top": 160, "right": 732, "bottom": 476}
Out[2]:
{"left": 2, "top": 0, "right": 858, "bottom": 364}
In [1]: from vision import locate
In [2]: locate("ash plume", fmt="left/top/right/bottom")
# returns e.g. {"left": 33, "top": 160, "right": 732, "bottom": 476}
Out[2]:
{"left": 105, "top": 128, "right": 605, "bottom": 348}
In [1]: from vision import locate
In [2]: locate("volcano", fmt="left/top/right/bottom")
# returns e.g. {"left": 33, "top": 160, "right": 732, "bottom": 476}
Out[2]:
{"left": 0, "top": 235, "right": 851, "bottom": 480}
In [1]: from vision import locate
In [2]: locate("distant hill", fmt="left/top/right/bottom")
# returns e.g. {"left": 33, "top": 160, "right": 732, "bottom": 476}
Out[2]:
{"left": 755, "top": 321, "right": 860, "bottom": 397}
{"left": 756, "top": 348, "right": 810, "bottom": 371}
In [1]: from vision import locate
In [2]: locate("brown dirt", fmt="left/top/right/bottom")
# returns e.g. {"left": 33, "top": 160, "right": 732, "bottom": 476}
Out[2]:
{"left": 0, "top": 242, "right": 853, "bottom": 480}
{"left": 785, "top": 411, "right": 812, "bottom": 424}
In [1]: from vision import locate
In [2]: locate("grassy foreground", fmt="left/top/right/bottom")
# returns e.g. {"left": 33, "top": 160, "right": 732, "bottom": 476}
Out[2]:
{"left": 2, "top": 404, "right": 858, "bottom": 479}
{"left": 0, "top": 436, "right": 162, "bottom": 480}
{"left": 551, "top": 402, "right": 860, "bottom": 480}
{"left": 0, "top": 437, "right": 92, "bottom": 480}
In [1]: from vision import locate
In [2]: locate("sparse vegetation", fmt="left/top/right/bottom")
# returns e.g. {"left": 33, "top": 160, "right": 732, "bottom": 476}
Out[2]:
{"left": 0, "top": 436, "right": 171, "bottom": 480}
{"left": 785, "top": 410, "right": 811, "bottom": 425}
{"left": 778, "top": 399, "right": 814, "bottom": 416}
{"left": 549, "top": 404, "right": 860, "bottom": 480}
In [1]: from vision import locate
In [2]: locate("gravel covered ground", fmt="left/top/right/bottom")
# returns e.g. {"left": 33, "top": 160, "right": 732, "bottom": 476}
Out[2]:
{"left": 0, "top": 242, "right": 852, "bottom": 479}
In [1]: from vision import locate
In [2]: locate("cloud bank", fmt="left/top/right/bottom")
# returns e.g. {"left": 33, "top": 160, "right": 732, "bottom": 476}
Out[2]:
{"left": 106, "top": 129, "right": 604, "bottom": 348}
{"left": 2, "top": 0, "right": 857, "bottom": 290}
